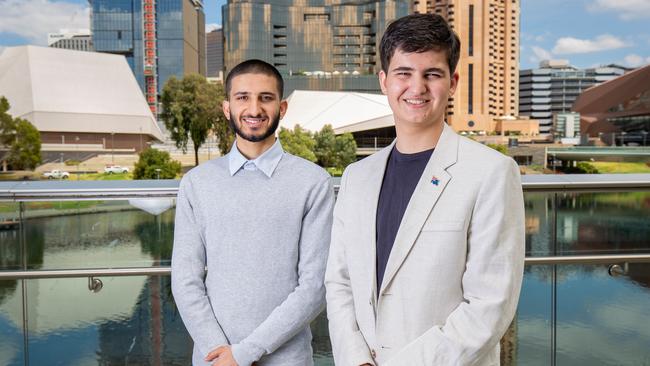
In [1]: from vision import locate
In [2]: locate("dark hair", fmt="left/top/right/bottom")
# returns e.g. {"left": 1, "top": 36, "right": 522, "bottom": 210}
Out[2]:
{"left": 379, "top": 14, "right": 461, "bottom": 75}
{"left": 225, "top": 59, "right": 284, "bottom": 99}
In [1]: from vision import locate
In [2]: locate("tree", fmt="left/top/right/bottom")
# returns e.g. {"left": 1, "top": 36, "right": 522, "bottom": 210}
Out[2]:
{"left": 133, "top": 148, "right": 181, "bottom": 179}
{"left": 278, "top": 125, "right": 317, "bottom": 163}
{"left": 487, "top": 143, "right": 508, "bottom": 155}
{"left": 0, "top": 96, "right": 42, "bottom": 170}
{"left": 314, "top": 124, "right": 337, "bottom": 167}
{"left": 313, "top": 125, "right": 357, "bottom": 169}
{"left": 334, "top": 132, "right": 357, "bottom": 169}
{"left": 161, "top": 74, "right": 232, "bottom": 166}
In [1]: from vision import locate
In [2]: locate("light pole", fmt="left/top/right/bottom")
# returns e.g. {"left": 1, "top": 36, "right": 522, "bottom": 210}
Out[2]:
{"left": 111, "top": 131, "right": 115, "bottom": 164}
{"left": 621, "top": 131, "right": 627, "bottom": 146}
{"left": 155, "top": 168, "right": 161, "bottom": 180}
{"left": 75, "top": 136, "right": 80, "bottom": 180}
{"left": 641, "top": 131, "right": 648, "bottom": 146}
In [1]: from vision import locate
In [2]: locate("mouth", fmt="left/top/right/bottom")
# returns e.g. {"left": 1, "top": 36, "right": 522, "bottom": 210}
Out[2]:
{"left": 403, "top": 98, "right": 430, "bottom": 106}
{"left": 241, "top": 116, "right": 268, "bottom": 128}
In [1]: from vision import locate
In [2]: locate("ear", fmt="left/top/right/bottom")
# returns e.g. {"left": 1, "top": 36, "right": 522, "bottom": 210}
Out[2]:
{"left": 378, "top": 70, "right": 388, "bottom": 95}
{"left": 222, "top": 99, "right": 231, "bottom": 119}
{"left": 279, "top": 99, "right": 288, "bottom": 119}
{"left": 449, "top": 71, "right": 459, "bottom": 97}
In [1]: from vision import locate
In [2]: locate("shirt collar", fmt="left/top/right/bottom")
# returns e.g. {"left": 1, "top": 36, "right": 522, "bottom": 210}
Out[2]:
{"left": 227, "top": 139, "right": 284, "bottom": 178}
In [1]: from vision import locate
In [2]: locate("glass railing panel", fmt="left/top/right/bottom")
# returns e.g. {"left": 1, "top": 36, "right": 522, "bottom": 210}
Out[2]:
{"left": 24, "top": 275, "right": 192, "bottom": 365}
{"left": 508, "top": 265, "right": 554, "bottom": 365}
{"left": 0, "top": 279, "right": 26, "bottom": 366}
{"left": 0, "top": 201, "right": 22, "bottom": 271}
{"left": 20, "top": 200, "right": 176, "bottom": 269}
{"left": 311, "top": 312, "right": 334, "bottom": 366}
{"left": 555, "top": 263, "right": 650, "bottom": 365}
{"left": 525, "top": 192, "right": 557, "bottom": 257}
{"left": 556, "top": 191, "right": 650, "bottom": 255}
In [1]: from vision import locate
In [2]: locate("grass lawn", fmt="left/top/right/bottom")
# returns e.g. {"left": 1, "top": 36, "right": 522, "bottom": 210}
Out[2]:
{"left": 590, "top": 162, "right": 650, "bottom": 174}
{"left": 74, "top": 172, "right": 133, "bottom": 180}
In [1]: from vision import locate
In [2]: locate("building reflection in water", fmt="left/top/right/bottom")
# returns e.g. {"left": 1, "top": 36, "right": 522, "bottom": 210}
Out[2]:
{"left": 0, "top": 191, "right": 649, "bottom": 365}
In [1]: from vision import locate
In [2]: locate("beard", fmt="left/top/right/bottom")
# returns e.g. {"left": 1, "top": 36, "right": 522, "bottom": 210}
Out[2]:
{"left": 229, "top": 111, "right": 281, "bottom": 143}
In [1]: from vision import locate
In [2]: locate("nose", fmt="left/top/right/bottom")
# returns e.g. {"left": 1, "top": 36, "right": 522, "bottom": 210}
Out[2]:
{"left": 248, "top": 98, "right": 262, "bottom": 116}
{"left": 409, "top": 76, "right": 428, "bottom": 95}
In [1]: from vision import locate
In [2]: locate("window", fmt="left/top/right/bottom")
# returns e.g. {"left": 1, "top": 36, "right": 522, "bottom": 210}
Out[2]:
{"left": 468, "top": 63, "right": 474, "bottom": 114}
{"left": 468, "top": 4, "right": 474, "bottom": 56}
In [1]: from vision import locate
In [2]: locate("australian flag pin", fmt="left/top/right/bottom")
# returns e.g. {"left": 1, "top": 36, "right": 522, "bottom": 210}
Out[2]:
{"left": 431, "top": 176, "right": 440, "bottom": 186}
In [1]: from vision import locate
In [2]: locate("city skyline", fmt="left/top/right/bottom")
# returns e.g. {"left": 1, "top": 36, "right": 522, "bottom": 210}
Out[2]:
{"left": 1, "top": 0, "right": 649, "bottom": 70}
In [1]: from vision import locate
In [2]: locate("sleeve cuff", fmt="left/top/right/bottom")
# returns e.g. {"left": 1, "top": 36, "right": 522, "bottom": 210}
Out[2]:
{"left": 231, "top": 342, "right": 265, "bottom": 366}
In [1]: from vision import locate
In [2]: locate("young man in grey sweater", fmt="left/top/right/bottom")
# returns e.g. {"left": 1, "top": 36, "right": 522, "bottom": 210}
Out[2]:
{"left": 171, "top": 60, "right": 334, "bottom": 366}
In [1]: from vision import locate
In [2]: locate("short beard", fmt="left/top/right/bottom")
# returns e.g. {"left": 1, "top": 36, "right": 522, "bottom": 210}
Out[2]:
{"left": 229, "top": 111, "right": 281, "bottom": 143}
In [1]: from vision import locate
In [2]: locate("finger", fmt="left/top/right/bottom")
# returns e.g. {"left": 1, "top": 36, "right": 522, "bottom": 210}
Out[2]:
{"left": 205, "top": 347, "right": 224, "bottom": 361}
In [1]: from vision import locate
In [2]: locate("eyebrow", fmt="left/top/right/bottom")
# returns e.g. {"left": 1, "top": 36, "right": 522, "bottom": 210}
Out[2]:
{"left": 232, "top": 91, "right": 278, "bottom": 98}
{"left": 391, "top": 66, "right": 447, "bottom": 75}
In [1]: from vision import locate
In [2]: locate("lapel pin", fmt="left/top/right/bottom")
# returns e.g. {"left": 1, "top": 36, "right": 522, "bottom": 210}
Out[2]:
{"left": 431, "top": 176, "right": 440, "bottom": 186}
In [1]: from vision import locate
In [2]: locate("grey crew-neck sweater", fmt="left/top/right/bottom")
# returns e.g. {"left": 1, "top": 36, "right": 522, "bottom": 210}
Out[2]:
{"left": 171, "top": 153, "right": 334, "bottom": 366}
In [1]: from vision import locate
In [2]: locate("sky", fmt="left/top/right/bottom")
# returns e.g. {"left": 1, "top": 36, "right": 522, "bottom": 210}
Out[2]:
{"left": 1, "top": 0, "right": 649, "bottom": 69}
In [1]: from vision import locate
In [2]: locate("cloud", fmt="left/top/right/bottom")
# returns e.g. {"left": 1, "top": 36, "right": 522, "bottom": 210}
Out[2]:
{"left": 0, "top": 0, "right": 90, "bottom": 45}
{"left": 623, "top": 54, "right": 650, "bottom": 67}
{"left": 529, "top": 46, "right": 552, "bottom": 63}
{"left": 552, "top": 34, "right": 630, "bottom": 55}
{"left": 205, "top": 23, "right": 222, "bottom": 33}
{"left": 588, "top": 0, "right": 650, "bottom": 20}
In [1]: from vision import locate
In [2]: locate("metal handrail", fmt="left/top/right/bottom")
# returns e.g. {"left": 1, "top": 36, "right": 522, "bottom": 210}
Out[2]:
{"left": 1, "top": 174, "right": 650, "bottom": 200}
{"left": 1, "top": 254, "right": 649, "bottom": 280}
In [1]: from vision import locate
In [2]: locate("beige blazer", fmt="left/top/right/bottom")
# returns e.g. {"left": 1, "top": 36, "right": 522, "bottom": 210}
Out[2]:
{"left": 325, "top": 124, "right": 525, "bottom": 366}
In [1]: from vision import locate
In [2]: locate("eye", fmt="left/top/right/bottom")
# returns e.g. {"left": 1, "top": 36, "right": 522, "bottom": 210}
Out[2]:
{"left": 426, "top": 73, "right": 442, "bottom": 79}
{"left": 237, "top": 95, "right": 248, "bottom": 101}
{"left": 261, "top": 95, "right": 274, "bottom": 102}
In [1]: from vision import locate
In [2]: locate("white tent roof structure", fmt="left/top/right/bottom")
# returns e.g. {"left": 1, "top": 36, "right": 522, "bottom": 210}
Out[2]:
{"left": 0, "top": 46, "right": 164, "bottom": 141}
{"left": 281, "top": 90, "right": 395, "bottom": 134}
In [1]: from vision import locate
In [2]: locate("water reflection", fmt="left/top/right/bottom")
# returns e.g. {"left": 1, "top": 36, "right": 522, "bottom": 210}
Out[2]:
{"left": 0, "top": 192, "right": 648, "bottom": 365}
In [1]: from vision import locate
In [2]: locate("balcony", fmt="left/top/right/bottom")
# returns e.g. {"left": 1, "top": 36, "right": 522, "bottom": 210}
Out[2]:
{"left": 1, "top": 176, "right": 650, "bottom": 365}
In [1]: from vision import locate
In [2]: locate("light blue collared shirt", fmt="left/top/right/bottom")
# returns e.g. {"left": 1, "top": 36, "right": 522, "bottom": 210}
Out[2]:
{"left": 227, "top": 139, "right": 284, "bottom": 178}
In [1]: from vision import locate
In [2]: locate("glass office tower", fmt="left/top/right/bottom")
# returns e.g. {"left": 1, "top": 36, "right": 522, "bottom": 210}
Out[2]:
{"left": 90, "top": 0, "right": 206, "bottom": 114}
{"left": 222, "top": 0, "right": 409, "bottom": 95}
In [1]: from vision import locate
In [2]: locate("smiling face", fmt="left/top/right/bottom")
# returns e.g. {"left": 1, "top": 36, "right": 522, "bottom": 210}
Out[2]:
{"left": 222, "top": 72, "right": 287, "bottom": 144}
{"left": 379, "top": 48, "right": 458, "bottom": 132}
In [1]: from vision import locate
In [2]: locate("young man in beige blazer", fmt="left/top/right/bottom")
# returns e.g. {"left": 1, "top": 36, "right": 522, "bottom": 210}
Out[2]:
{"left": 325, "top": 14, "right": 525, "bottom": 366}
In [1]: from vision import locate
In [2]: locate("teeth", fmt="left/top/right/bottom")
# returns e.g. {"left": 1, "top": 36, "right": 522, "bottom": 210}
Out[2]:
{"left": 405, "top": 99, "right": 427, "bottom": 105}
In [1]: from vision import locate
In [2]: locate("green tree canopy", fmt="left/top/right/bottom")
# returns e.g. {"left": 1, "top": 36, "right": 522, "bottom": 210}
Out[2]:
{"left": 278, "top": 125, "right": 317, "bottom": 163}
{"left": 313, "top": 124, "right": 357, "bottom": 169}
{"left": 133, "top": 148, "right": 181, "bottom": 179}
{"left": 334, "top": 132, "right": 357, "bottom": 169}
{"left": 314, "top": 124, "right": 337, "bottom": 167}
{"left": 0, "top": 96, "right": 42, "bottom": 170}
{"left": 160, "top": 74, "right": 232, "bottom": 166}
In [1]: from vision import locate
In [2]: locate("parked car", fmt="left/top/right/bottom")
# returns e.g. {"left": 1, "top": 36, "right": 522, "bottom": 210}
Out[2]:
{"left": 43, "top": 170, "right": 70, "bottom": 179}
{"left": 104, "top": 165, "right": 129, "bottom": 174}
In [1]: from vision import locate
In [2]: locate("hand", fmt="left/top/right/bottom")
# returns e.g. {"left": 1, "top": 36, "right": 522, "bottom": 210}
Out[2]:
{"left": 205, "top": 345, "right": 239, "bottom": 366}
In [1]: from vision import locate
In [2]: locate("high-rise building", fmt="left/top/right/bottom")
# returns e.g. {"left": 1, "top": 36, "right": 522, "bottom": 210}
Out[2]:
{"left": 48, "top": 30, "right": 93, "bottom": 52}
{"left": 89, "top": 0, "right": 206, "bottom": 115}
{"left": 520, "top": 60, "right": 628, "bottom": 135}
{"left": 413, "top": 0, "right": 520, "bottom": 132}
{"left": 222, "top": 0, "right": 410, "bottom": 95}
{"left": 206, "top": 28, "right": 224, "bottom": 79}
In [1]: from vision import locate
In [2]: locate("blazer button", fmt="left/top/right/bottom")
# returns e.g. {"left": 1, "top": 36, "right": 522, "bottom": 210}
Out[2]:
{"left": 371, "top": 349, "right": 377, "bottom": 358}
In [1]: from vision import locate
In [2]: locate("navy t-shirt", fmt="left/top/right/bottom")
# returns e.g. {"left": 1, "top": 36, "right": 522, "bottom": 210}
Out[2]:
{"left": 376, "top": 146, "right": 434, "bottom": 292}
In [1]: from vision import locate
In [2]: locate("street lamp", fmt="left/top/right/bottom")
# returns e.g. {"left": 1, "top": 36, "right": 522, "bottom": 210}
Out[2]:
{"left": 75, "top": 136, "right": 80, "bottom": 180}
{"left": 155, "top": 168, "right": 161, "bottom": 180}
{"left": 621, "top": 131, "right": 627, "bottom": 146}
{"left": 111, "top": 131, "right": 115, "bottom": 164}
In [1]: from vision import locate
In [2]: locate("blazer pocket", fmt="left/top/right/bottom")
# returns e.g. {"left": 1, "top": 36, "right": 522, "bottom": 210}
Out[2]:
{"left": 421, "top": 220, "right": 464, "bottom": 232}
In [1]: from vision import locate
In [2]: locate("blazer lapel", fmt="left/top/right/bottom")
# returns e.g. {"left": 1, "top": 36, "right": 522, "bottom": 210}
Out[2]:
{"left": 361, "top": 141, "right": 395, "bottom": 306}
{"left": 379, "top": 124, "right": 459, "bottom": 295}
